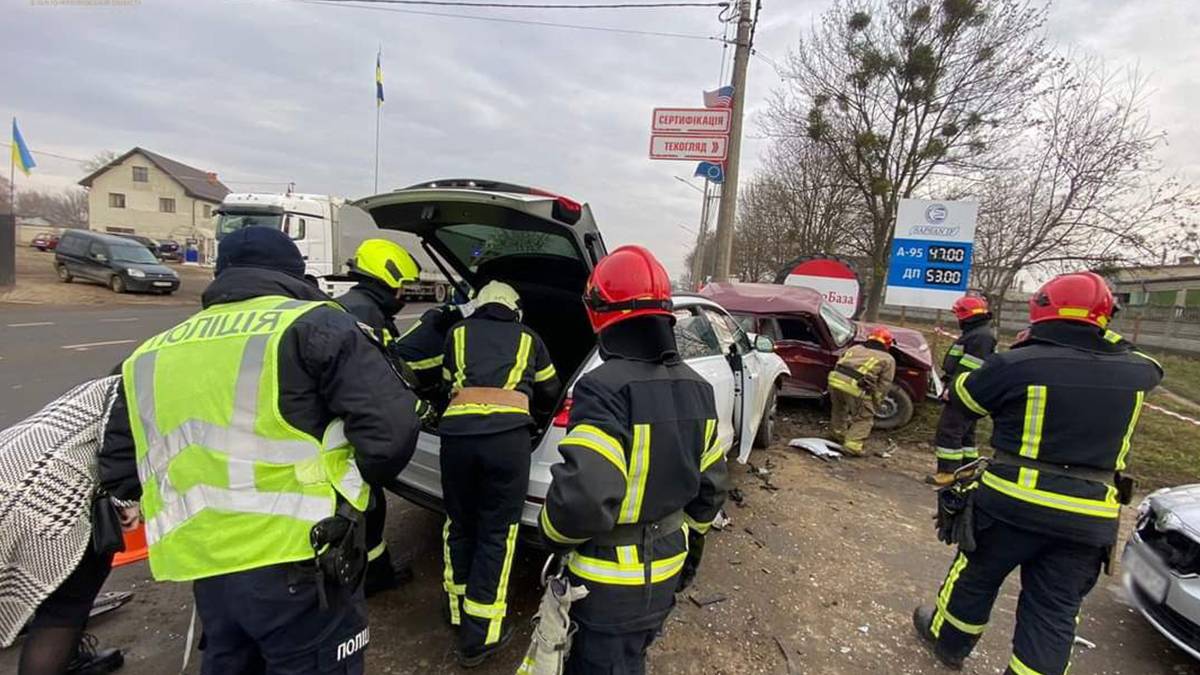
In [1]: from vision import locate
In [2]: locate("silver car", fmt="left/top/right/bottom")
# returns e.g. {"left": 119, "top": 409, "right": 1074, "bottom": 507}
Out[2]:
{"left": 1123, "top": 483, "right": 1200, "bottom": 660}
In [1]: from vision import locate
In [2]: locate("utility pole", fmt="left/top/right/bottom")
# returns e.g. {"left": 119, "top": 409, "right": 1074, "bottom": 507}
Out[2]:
{"left": 711, "top": 0, "right": 754, "bottom": 282}
{"left": 691, "top": 180, "right": 711, "bottom": 289}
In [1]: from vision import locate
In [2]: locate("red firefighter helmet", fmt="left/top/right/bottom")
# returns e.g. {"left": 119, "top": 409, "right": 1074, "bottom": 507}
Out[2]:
{"left": 952, "top": 295, "right": 990, "bottom": 321}
{"left": 583, "top": 245, "right": 673, "bottom": 333}
{"left": 1029, "top": 271, "right": 1115, "bottom": 328}
{"left": 866, "top": 326, "right": 895, "bottom": 349}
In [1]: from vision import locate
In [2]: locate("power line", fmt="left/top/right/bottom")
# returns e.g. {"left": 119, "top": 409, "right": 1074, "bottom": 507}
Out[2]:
{"left": 0, "top": 143, "right": 291, "bottom": 186}
{"left": 301, "top": 0, "right": 731, "bottom": 42}
{"left": 318, "top": 0, "right": 727, "bottom": 7}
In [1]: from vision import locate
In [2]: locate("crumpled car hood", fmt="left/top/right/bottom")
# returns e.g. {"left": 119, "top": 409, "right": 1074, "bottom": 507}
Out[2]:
{"left": 1148, "top": 484, "right": 1200, "bottom": 542}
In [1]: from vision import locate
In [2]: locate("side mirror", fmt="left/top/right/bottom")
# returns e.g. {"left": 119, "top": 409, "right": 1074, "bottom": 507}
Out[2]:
{"left": 93, "top": 253, "right": 107, "bottom": 263}
{"left": 755, "top": 334, "right": 775, "bottom": 353}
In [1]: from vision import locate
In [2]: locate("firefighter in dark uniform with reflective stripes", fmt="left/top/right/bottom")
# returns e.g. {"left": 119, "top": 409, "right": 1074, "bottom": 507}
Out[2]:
{"left": 539, "top": 245, "right": 730, "bottom": 675}
{"left": 827, "top": 327, "right": 897, "bottom": 456}
{"left": 928, "top": 295, "right": 998, "bottom": 486}
{"left": 392, "top": 302, "right": 464, "bottom": 403}
{"left": 913, "top": 272, "right": 1163, "bottom": 675}
{"left": 337, "top": 239, "right": 424, "bottom": 597}
{"left": 439, "top": 280, "right": 560, "bottom": 667}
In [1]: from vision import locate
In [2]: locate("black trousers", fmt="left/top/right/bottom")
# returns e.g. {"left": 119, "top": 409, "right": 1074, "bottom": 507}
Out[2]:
{"left": 440, "top": 427, "right": 531, "bottom": 652}
{"left": 565, "top": 626, "right": 660, "bottom": 675}
{"left": 929, "top": 512, "right": 1105, "bottom": 675}
{"left": 933, "top": 402, "right": 978, "bottom": 473}
{"left": 193, "top": 563, "right": 368, "bottom": 675}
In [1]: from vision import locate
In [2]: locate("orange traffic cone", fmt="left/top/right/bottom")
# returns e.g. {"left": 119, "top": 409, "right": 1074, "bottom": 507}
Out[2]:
{"left": 112, "top": 523, "right": 149, "bottom": 567}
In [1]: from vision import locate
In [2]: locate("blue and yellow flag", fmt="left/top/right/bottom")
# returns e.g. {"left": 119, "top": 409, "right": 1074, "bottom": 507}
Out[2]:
{"left": 11, "top": 118, "right": 36, "bottom": 176}
{"left": 375, "top": 51, "right": 384, "bottom": 106}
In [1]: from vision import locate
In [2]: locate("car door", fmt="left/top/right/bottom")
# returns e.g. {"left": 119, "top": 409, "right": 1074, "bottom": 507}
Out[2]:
{"left": 672, "top": 306, "right": 737, "bottom": 462}
{"left": 83, "top": 241, "right": 110, "bottom": 282}
{"left": 773, "top": 314, "right": 838, "bottom": 396}
{"left": 701, "top": 306, "right": 765, "bottom": 462}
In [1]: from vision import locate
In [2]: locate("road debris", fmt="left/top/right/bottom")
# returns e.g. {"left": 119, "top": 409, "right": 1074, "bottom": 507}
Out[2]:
{"left": 1074, "top": 635, "right": 1097, "bottom": 649}
{"left": 774, "top": 636, "right": 799, "bottom": 675}
{"left": 688, "top": 593, "right": 728, "bottom": 608}
{"left": 789, "top": 437, "right": 844, "bottom": 461}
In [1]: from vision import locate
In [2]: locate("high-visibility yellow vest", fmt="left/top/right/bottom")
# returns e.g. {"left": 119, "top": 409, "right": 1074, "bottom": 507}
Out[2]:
{"left": 122, "top": 295, "right": 371, "bottom": 582}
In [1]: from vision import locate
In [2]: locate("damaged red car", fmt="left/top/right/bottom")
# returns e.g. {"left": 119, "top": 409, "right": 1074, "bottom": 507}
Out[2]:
{"left": 701, "top": 282, "right": 941, "bottom": 429}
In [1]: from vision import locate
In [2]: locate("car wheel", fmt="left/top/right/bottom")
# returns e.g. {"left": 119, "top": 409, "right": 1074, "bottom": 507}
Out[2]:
{"left": 110, "top": 275, "right": 126, "bottom": 294}
{"left": 57, "top": 265, "right": 73, "bottom": 283}
{"left": 873, "top": 384, "right": 914, "bottom": 431}
{"left": 752, "top": 385, "right": 778, "bottom": 449}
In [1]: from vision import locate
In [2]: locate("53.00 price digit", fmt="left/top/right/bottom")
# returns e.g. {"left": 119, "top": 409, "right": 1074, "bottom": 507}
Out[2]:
{"left": 924, "top": 268, "right": 963, "bottom": 286}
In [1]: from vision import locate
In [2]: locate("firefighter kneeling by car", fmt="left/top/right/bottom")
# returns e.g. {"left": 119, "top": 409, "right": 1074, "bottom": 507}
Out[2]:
{"left": 826, "top": 327, "right": 896, "bottom": 456}
{"left": 538, "top": 245, "right": 730, "bottom": 675}
{"left": 913, "top": 271, "right": 1163, "bottom": 675}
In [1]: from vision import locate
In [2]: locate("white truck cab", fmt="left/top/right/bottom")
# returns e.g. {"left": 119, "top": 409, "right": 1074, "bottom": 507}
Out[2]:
{"left": 215, "top": 192, "right": 451, "bottom": 299}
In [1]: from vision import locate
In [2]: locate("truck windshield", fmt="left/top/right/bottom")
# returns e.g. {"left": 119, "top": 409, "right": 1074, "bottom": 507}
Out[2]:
{"left": 821, "top": 303, "right": 856, "bottom": 347}
{"left": 215, "top": 213, "right": 283, "bottom": 239}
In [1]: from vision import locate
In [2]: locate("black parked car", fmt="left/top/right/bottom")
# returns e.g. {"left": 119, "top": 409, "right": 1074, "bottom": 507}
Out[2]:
{"left": 118, "top": 233, "right": 162, "bottom": 259}
{"left": 55, "top": 230, "right": 180, "bottom": 294}
{"left": 158, "top": 239, "right": 182, "bottom": 262}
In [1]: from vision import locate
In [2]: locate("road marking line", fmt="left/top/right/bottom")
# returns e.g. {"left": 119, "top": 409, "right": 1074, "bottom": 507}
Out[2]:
{"left": 7, "top": 321, "right": 54, "bottom": 327}
{"left": 99, "top": 318, "right": 140, "bottom": 323}
{"left": 61, "top": 339, "right": 137, "bottom": 351}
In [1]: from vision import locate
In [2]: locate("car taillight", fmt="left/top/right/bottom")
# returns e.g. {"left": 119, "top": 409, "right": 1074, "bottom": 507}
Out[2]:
{"left": 552, "top": 397, "right": 573, "bottom": 428}
{"left": 530, "top": 188, "right": 583, "bottom": 225}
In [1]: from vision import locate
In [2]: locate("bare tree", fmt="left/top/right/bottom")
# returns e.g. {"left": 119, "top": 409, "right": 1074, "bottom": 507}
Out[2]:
{"left": 0, "top": 175, "right": 11, "bottom": 215}
{"left": 80, "top": 150, "right": 120, "bottom": 175}
{"left": 969, "top": 58, "right": 1196, "bottom": 304}
{"left": 732, "top": 135, "right": 868, "bottom": 281}
{"left": 17, "top": 189, "right": 89, "bottom": 230}
{"left": 767, "top": 0, "right": 1051, "bottom": 319}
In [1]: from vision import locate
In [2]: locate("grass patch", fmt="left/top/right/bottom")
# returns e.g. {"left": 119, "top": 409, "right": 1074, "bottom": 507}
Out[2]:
{"left": 1145, "top": 350, "right": 1200, "bottom": 405}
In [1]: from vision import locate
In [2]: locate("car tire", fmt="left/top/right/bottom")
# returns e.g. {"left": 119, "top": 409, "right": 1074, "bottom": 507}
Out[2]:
{"left": 873, "top": 384, "right": 914, "bottom": 431}
{"left": 110, "top": 275, "right": 126, "bottom": 294}
{"left": 57, "top": 265, "right": 73, "bottom": 283}
{"left": 752, "top": 385, "right": 778, "bottom": 449}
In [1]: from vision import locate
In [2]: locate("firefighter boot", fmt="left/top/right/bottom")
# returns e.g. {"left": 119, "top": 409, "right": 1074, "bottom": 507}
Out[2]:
{"left": 912, "top": 606, "right": 965, "bottom": 671}
{"left": 455, "top": 626, "right": 514, "bottom": 668}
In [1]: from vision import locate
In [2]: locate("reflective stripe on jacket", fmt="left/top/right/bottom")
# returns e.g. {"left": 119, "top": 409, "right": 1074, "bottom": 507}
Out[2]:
{"left": 123, "top": 295, "right": 371, "bottom": 582}
{"left": 828, "top": 344, "right": 896, "bottom": 403}
{"left": 950, "top": 322, "right": 1163, "bottom": 545}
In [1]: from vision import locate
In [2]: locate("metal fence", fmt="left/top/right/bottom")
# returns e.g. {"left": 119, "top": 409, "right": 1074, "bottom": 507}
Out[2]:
{"left": 879, "top": 301, "right": 1200, "bottom": 355}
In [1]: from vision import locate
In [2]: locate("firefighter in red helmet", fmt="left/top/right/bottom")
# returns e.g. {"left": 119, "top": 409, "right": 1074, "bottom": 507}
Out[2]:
{"left": 538, "top": 245, "right": 729, "bottom": 674}
{"left": 913, "top": 272, "right": 1162, "bottom": 675}
{"left": 927, "top": 294, "right": 997, "bottom": 486}
{"left": 826, "top": 326, "right": 897, "bottom": 456}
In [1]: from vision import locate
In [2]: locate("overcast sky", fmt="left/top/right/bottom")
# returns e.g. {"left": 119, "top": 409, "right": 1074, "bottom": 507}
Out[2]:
{"left": 3, "top": 0, "right": 1196, "bottom": 276}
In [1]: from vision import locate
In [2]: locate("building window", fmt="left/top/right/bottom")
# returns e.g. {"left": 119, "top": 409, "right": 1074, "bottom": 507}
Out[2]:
{"left": 159, "top": 198, "right": 176, "bottom": 213}
{"left": 202, "top": 204, "right": 212, "bottom": 218}
{"left": 108, "top": 193, "right": 126, "bottom": 209}
{"left": 132, "top": 166, "right": 149, "bottom": 183}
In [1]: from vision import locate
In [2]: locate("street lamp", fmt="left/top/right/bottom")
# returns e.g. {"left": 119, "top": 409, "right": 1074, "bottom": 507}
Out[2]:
{"left": 674, "top": 175, "right": 704, "bottom": 194}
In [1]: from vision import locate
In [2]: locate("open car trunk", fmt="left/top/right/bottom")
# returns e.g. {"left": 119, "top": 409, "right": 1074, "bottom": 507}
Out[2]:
{"left": 353, "top": 185, "right": 604, "bottom": 423}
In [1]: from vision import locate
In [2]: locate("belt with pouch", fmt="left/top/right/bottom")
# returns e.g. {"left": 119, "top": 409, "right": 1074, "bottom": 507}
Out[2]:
{"left": 990, "top": 449, "right": 1134, "bottom": 504}
{"left": 589, "top": 511, "right": 686, "bottom": 604}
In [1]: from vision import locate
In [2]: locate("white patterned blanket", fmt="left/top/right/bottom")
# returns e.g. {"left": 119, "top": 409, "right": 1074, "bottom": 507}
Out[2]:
{"left": 0, "top": 376, "right": 121, "bottom": 646}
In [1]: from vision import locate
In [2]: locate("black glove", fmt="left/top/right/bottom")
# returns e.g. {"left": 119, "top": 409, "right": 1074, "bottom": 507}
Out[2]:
{"left": 676, "top": 528, "right": 706, "bottom": 593}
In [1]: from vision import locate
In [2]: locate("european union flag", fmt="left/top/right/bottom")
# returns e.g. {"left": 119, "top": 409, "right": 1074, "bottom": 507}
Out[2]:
{"left": 375, "top": 51, "right": 385, "bottom": 106}
{"left": 695, "top": 161, "right": 723, "bottom": 184}
{"left": 11, "top": 118, "right": 35, "bottom": 176}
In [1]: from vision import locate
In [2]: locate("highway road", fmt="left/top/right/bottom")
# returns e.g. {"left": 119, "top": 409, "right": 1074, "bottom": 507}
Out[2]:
{"left": 0, "top": 302, "right": 434, "bottom": 427}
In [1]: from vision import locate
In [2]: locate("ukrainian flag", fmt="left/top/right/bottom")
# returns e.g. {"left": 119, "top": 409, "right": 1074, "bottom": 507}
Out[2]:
{"left": 11, "top": 118, "right": 35, "bottom": 176}
{"left": 375, "top": 51, "right": 384, "bottom": 106}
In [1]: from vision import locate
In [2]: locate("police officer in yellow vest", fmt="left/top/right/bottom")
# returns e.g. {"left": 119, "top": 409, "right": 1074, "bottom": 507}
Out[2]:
{"left": 337, "top": 239, "right": 424, "bottom": 597}
{"left": 99, "top": 227, "right": 421, "bottom": 675}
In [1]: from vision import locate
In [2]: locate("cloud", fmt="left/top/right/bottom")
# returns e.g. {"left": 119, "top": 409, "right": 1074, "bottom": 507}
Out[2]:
{"left": 2, "top": 0, "right": 1195, "bottom": 278}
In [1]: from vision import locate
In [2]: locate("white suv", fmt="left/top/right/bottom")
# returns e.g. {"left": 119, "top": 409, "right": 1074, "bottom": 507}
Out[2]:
{"left": 352, "top": 180, "right": 789, "bottom": 527}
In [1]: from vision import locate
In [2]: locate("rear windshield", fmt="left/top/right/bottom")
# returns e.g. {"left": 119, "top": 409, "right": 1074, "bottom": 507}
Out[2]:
{"left": 434, "top": 223, "right": 580, "bottom": 272}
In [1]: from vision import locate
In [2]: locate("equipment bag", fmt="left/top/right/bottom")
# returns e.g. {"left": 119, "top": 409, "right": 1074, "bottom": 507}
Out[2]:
{"left": 516, "top": 557, "right": 590, "bottom": 675}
